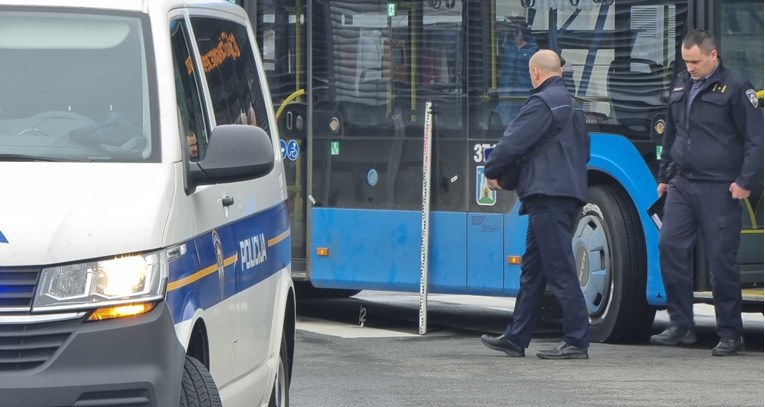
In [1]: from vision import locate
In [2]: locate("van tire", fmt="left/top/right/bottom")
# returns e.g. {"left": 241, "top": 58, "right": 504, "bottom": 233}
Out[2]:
{"left": 179, "top": 355, "right": 222, "bottom": 407}
{"left": 573, "top": 185, "right": 655, "bottom": 343}
{"left": 268, "top": 333, "right": 291, "bottom": 407}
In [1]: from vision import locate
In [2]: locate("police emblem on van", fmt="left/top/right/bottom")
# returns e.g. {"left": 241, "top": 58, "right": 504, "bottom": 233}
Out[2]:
{"left": 212, "top": 230, "right": 225, "bottom": 298}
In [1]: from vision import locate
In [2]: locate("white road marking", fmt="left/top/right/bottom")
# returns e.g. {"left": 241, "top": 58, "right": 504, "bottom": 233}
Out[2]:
{"left": 297, "top": 316, "right": 418, "bottom": 338}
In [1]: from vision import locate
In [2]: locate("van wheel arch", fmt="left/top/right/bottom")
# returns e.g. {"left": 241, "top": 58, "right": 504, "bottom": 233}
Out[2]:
{"left": 186, "top": 320, "right": 211, "bottom": 369}
{"left": 283, "top": 289, "right": 296, "bottom": 385}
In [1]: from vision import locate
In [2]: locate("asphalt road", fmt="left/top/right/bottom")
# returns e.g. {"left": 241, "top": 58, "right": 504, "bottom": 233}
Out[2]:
{"left": 290, "top": 291, "right": 764, "bottom": 407}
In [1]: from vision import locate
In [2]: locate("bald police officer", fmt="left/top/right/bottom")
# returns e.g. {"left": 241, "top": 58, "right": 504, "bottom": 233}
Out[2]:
{"left": 650, "top": 29, "right": 763, "bottom": 356}
{"left": 481, "top": 49, "right": 590, "bottom": 360}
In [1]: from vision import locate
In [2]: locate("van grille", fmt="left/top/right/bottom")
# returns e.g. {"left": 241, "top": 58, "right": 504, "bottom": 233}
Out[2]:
{"left": 0, "top": 267, "right": 82, "bottom": 371}
{"left": 0, "top": 267, "right": 41, "bottom": 311}
{"left": 0, "top": 317, "right": 82, "bottom": 371}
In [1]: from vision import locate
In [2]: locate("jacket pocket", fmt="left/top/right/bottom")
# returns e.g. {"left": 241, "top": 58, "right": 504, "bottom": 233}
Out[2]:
{"left": 698, "top": 92, "right": 729, "bottom": 123}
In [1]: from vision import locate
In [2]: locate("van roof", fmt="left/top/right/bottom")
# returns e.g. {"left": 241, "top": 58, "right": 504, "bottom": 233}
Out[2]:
{"left": 0, "top": 0, "right": 240, "bottom": 13}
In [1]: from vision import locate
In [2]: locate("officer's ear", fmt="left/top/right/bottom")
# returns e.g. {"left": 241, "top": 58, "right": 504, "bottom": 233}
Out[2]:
{"left": 528, "top": 66, "right": 538, "bottom": 87}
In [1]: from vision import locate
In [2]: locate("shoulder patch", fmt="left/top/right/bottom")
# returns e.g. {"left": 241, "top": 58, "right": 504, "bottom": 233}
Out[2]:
{"left": 746, "top": 89, "right": 758, "bottom": 108}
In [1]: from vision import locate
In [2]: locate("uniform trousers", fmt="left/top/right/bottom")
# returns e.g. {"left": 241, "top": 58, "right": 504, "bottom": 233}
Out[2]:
{"left": 503, "top": 195, "right": 590, "bottom": 348}
{"left": 659, "top": 175, "right": 743, "bottom": 338}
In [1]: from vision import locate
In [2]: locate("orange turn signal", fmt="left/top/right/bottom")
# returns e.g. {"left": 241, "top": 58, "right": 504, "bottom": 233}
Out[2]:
{"left": 507, "top": 256, "right": 522, "bottom": 265}
{"left": 87, "top": 302, "right": 156, "bottom": 321}
{"left": 316, "top": 247, "right": 330, "bottom": 256}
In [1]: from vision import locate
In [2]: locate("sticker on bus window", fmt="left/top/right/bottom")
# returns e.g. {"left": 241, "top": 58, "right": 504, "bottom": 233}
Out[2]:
{"left": 287, "top": 140, "right": 299, "bottom": 161}
{"left": 476, "top": 166, "right": 496, "bottom": 206}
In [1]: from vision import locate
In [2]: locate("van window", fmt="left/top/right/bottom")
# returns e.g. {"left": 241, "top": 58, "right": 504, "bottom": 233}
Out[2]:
{"left": 171, "top": 19, "right": 209, "bottom": 161}
{"left": 190, "top": 17, "right": 271, "bottom": 137}
{"left": 0, "top": 11, "right": 157, "bottom": 162}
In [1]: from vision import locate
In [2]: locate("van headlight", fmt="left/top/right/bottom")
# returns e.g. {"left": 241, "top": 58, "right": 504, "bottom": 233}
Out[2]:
{"left": 33, "top": 251, "right": 167, "bottom": 312}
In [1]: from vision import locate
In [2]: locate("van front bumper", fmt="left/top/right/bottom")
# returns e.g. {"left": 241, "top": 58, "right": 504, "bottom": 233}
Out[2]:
{"left": 0, "top": 301, "right": 185, "bottom": 407}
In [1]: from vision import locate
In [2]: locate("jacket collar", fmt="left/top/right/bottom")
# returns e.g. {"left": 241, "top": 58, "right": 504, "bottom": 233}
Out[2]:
{"left": 679, "top": 61, "right": 725, "bottom": 89}
{"left": 530, "top": 76, "right": 565, "bottom": 94}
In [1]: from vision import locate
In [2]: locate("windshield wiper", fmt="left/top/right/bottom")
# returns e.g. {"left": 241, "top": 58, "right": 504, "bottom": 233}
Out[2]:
{"left": 0, "top": 153, "right": 90, "bottom": 162}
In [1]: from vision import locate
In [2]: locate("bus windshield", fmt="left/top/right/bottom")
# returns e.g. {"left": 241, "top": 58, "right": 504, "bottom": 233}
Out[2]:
{"left": 306, "top": 0, "right": 689, "bottom": 212}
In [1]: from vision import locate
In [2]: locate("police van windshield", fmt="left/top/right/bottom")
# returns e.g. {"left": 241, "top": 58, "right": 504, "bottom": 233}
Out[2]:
{"left": 0, "top": 10, "right": 157, "bottom": 162}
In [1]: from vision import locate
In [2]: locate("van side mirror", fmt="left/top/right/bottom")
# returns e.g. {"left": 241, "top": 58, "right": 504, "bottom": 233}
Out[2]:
{"left": 189, "top": 125, "right": 275, "bottom": 189}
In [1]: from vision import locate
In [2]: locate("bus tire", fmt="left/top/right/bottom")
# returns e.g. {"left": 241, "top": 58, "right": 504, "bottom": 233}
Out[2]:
{"left": 268, "top": 332, "right": 291, "bottom": 407}
{"left": 573, "top": 184, "right": 655, "bottom": 343}
{"left": 179, "top": 355, "right": 221, "bottom": 407}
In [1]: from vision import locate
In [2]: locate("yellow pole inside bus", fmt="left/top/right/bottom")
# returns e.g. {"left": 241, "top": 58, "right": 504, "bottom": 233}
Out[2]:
{"left": 295, "top": 0, "right": 302, "bottom": 99}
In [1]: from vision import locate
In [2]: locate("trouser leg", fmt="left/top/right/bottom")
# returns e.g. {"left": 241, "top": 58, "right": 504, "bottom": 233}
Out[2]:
{"left": 504, "top": 216, "right": 546, "bottom": 347}
{"left": 696, "top": 182, "right": 743, "bottom": 338}
{"left": 514, "top": 196, "right": 589, "bottom": 348}
{"left": 535, "top": 197, "right": 589, "bottom": 348}
{"left": 659, "top": 177, "right": 698, "bottom": 330}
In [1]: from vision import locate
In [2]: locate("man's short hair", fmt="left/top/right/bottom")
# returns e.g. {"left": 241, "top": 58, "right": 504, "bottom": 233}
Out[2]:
{"left": 683, "top": 29, "right": 717, "bottom": 54}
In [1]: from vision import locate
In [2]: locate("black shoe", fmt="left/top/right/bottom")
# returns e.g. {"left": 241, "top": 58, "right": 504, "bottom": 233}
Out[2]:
{"left": 535, "top": 341, "right": 589, "bottom": 360}
{"left": 480, "top": 334, "right": 525, "bottom": 357}
{"left": 712, "top": 337, "right": 744, "bottom": 356}
{"left": 649, "top": 326, "right": 697, "bottom": 346}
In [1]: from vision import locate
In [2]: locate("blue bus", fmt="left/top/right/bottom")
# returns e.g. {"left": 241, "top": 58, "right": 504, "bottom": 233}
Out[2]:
{"left": 237, "top": 0, "right": 763, "bottom": 342}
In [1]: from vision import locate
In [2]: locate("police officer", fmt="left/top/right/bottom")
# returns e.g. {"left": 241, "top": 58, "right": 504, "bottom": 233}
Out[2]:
{"left": 480, "top": 50, "right": 591, "bottom": 360}
{"left": 650, "top": 29, "right": 763, "bottom": 356}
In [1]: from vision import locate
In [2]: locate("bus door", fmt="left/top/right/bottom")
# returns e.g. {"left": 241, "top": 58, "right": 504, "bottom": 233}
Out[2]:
{"left": 256, "top": 0, "right": 310, "bottom": 276}
{"left": 705, "top": 0, "right": 763, "bottom": 296}
{"left": 304, "top": 0, "right": 477, "bottom": 292}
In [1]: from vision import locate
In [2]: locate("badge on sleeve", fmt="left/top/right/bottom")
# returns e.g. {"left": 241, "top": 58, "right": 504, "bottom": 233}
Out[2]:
{"left": 746, "top": 89, "right": 758, "bottom": 108}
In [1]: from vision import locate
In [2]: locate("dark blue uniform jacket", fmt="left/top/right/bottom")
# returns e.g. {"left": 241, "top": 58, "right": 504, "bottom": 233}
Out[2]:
{"left": 659, "top": 63, "right": 764, "bottom": 189}
{"left": 484, "top": 76, "right": 589, "bottom": 204}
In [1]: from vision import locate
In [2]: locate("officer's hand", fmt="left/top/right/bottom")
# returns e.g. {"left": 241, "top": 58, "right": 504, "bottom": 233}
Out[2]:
{"left": 729, "top": 182, "right": 750, "bottom": 200}
{"left": 487, "top": 178, "right": 501, "bottom": 191}
{"left": 657, "top": 183, "right": 668, "bottom": 197}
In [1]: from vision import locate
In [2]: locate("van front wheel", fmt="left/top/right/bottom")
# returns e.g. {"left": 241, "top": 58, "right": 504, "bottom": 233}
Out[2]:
{"left": 179, "top": 355, "right": 222, "bottom": 407}
{"left": 268, "top": 333, "right": 290, "bottom": 407}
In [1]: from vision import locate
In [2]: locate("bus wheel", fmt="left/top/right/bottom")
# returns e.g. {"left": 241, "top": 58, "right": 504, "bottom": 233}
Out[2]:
{"left": 572, "top": 184, "right": 655, "bottom": 343}
{"left": 269, "top": 333, "right": 291, "bottom": 407}
{"left": 179, "top": 355, "right": 221, "bottom": 407}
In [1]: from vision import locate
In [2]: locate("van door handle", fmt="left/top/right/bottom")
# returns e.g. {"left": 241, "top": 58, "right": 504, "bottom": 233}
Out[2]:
{"left": 222, "top": 196, "right": 235, "bottom": 207}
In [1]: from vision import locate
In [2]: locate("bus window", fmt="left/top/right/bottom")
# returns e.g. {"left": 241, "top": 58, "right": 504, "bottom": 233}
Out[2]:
{"left": 714, "top": 0, "right": 764, "bottom": 90}
{"left": 310, "top": 0, "right": 471, "bottom": 211}
{"left": 713, "top": 0, "right": 764, "bottom": 271}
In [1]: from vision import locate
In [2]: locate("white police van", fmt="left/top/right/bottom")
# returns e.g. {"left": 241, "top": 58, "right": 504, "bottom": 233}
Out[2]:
{"left": 0, "top": 1, "right": 295, "bottom": 406}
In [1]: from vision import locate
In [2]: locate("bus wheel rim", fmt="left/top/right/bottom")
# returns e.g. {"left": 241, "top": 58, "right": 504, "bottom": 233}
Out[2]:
{"left": 573, "top": 213, "right": 612, "bottom": 317}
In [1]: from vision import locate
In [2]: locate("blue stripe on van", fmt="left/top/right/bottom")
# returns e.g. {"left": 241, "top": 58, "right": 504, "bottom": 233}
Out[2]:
{"left": 165, "top": 201, "right": 291, "bottom": 323}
